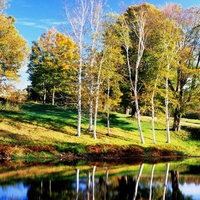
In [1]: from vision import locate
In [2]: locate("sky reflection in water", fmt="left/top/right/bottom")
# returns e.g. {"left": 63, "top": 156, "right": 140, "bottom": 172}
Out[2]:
{"left": 0, "top": 183, "right": 29, "bottom": 200}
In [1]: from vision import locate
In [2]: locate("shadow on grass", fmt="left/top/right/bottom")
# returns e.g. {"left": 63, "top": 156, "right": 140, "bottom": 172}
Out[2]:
{"left": 2, "top": 104, "right": 79, "bottom": 134}
{"left": 182, "top": 126, "right": 200, "bottom": 141}
{"left": 0, "top": 128, "right": 35, "bottom": 146}
{"left": 98, "top": 113, "right": 138, "bottom": 131}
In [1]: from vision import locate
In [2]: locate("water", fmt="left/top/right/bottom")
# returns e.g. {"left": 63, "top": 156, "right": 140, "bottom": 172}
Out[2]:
{"left": 0, "top": 159, "right": 199, "bottom": 200}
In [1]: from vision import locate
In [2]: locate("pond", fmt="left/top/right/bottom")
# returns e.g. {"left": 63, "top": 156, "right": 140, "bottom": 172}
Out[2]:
{"left": 0, "top": 158, "right": 199, "bottom": 200}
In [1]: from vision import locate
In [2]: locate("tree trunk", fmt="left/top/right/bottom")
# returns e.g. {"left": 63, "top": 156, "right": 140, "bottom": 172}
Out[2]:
{"left": 92, "top": 166, "right": 96, "bottom": 200}
{"left": 120, "top": 13, "right": 146, "bottom": 143}
{"left": 52, "top": 85, "right": 55, "bottom": 105}
{"left": 93, "top": 55, "right": 104, "bottom": 139}
{"left": 151, "top": 75, "right": 159, "bottom": 144}
{"left": 93, "top": 84, "right": 100, "bottom": 139}
{"left": 126, "top": 46, "right": 144, "bottom": 143}
{"left": 88, "top": 80, "right": 93, "bottom": 132}
{"left": 107, "top": 80, "right": 110, "bottom": 136}
{"left": 131, "top": 103, "right": 136, "bottom": 117}
{"left": 149, "top": 164, "right": 155, "bottom": 200}
{"left": 163, "top": 163, "right": 170, "bottom": 200}
{"left": 133, "top": 164, "right": 144, "bottom": 200}
{"left": 42, "top": 82, "right": 46, "bottom": 104}
{"left": 104, "top": 167, "right": 109, "bottom": 200}
{"left": 165, "top": 64, "right": 170, "bottom": 143}
{"left": 63, "top": 0, "right": 88, "bottom": 137}
{"left": 135, "top": 56, "right": 145, "bottom": 144}
{"left": 172, "top": 107, "right": 181, "bottom": 131}
{"left": 151, "top": 91, "right": 156, "bottom": 144}
{"left": 87, "top": 0, "right": 103, "bottom": 132}
{"left": 171, "top": 170, "right": 180, "bottom": 200}
{"left": 49, "top": 180, "right": 52, "bottom": 198}
{"left": 77, "top": 62, "right": 82, "bottom": 136}
{"left": 75, "top": 169, "right": 79, "bottom": 200}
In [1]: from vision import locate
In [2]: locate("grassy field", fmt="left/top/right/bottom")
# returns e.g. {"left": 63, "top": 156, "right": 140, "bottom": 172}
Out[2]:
{"left": 0, "top": 103, "right": 200, "bottom": 161}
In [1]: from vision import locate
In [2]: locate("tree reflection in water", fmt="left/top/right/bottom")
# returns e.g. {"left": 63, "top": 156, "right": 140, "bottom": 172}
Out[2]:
{"left": 163, "top": 163, "right": 170, "bottom": 200}
{"left": 0, "top": 162, "right": 198, "bottom": 200}
{"left": 149, "top": 164, "right": 155, "bottom": 200}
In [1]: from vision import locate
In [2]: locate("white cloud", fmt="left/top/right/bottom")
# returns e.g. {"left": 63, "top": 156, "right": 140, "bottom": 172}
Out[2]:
{"left": 15, "top": 17, "right": 64, "bottom": 30}
{"left": 35, "top": 25, "right": 48, "bottom": 29}
{"left": 17, "top": 21, "right": 36, "bottom": 26}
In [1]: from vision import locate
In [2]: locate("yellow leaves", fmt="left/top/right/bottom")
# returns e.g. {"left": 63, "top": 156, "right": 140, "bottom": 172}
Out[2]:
{"left": 31, "top": 27, "right": 79, "bottom": 76}
{"left": 0, "top": 13, "right": 29, "bottom": 84}
{"left": 62, "top": 64, "right": 70, "bottom": 70}
{"left": 4, "top": 70, "right": 18, "bottom": 81}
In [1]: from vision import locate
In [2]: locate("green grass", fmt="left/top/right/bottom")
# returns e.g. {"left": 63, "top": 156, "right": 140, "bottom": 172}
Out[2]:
{"left": 0, "top": 102, "right": 200, "bottom": 160}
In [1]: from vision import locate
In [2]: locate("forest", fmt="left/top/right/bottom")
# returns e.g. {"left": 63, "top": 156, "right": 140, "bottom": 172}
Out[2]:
{"left": 1, "top": 0, "right": 200, "bottom": 146}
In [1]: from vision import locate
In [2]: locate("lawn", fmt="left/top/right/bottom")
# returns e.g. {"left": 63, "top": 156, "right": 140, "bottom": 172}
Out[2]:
{"left": 0, "top": 103, "right": 200, "bottom": 161}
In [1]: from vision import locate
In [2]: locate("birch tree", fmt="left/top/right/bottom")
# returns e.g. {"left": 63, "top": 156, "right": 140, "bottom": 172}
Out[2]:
{"left": 92, "top": 13, "right": 124, "bottom": 138}
{"left": 126, "top": 5, "right": 148, "bottom": 144}
{"left": 133, "top": 164, "right": 144, "bottom": 200}
{"left": 101, "top": 14, "right": 124, "bottom": 136}
{"left": 163, "top": 163, "right": 170, "bottom": 200}
{"left": 63, "top": 0, "right": 89, "bottom": 136}
{"left": 86, "top": 0, "right": 106, "bottom": 132}
{"left": 162, "top": 20, "right": 181, "bottom": 142}
{"left": 118, "top": 3, "right": 155, "bottom": 144}
{"left": 149, "top": 164, "right": 155, "bottom": 200}
{"left": 138, "top": 7, "right": 166, "bottom": 144}
{"left": 93, "top": 53, "right": 104, "bottom": 139}
{"left": 162, "top": 4, "right": 200, "bottom": 131}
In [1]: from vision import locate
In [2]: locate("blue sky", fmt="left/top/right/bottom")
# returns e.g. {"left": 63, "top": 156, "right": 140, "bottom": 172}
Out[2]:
{"left": 5, "top": 0, "right": 200, "bottom": 89}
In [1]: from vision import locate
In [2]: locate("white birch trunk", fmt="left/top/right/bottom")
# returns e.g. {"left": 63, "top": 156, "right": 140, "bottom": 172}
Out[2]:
{"left": 88, "top": 78, "right": 94, "bottom": 132}
{"left": 93, "top": 55, "right": 104, "bottom": 139}
{"left": 151, "top": 75, "right": 158, "bottom": 144}
{"left": 77, "top": 54, "right": 82, "bottom": 136}
{"left": 125, "top": 46, "right": 144, "bottom": 143}
{"left": 133, "top": 17, "right": 146, "bottom": 144}
{"left": 149, "top": 164, "right": 155, "bottom": 200}
{"left": 163, "top": 163, "right": 170, "bottom": 200}
{"left": 151, "top": 92, "right": 156, "bottom": 144}
{"left": 52, "top": 85, "right": 55, "bottom": 106}
{"left": 75, "top": 169, "right": 79, "bottom": 200}
{"left": 42, "top": 82, "right": 46, "bottom": 104}
{"left": 133, "top": 164, "right": 144, "bottom": 200}
{"left": 121, "top": 12, "right": 146, "bottom": 144}
{"left": 87, "top": 0, "right": 105, "bottom": 132}
{"left": 63, "top": 0, "right": 89, "bottom": 137}
{"left": 107, "top": 79, "right": 110, "bottom": 136}
{"left": 92, "top": 166, "right": 96, "bottom": 200}
{"left": 165, "top": 63, "right": 170, "bottom": 143}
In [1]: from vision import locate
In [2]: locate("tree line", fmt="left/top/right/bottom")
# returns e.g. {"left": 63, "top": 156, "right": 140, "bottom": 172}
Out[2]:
{"left": 0, "top": 0, "right": 200, "bottom": 143}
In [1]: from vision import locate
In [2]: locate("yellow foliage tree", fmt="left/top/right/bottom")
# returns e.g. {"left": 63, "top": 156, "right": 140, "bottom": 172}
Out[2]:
{"left": 0, "top": 14, "right": 29, "bottom": 96}
{"left": 28, "top": 27, "right": 78, "bottom": 105}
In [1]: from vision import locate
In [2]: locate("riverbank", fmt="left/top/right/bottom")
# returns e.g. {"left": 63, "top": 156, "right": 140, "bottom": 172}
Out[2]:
{"left": 0, "top": 103, "right": 200, "bottom": 161}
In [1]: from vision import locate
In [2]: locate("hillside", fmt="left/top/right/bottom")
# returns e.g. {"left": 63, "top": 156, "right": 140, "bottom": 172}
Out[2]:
{"left": 0, "top": 103, "right": 200, "bottom": 162}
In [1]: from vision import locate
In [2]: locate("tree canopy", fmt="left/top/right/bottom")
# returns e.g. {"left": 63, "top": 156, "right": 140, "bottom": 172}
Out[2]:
{"left": 27, "top": 27, "right": 78, "bottom": 105}
{"left": 0, "top": 14, "right": 29, "bottom": 95}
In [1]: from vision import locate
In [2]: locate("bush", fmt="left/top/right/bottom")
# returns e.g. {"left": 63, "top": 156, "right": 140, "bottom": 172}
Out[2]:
{"left": 0, "top": 101, "right": 21, "bottom": 112}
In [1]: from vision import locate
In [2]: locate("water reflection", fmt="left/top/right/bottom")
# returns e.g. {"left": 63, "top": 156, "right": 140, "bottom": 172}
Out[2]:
{"left": 0, "top": 161, "right": 199, "bottom": 200}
